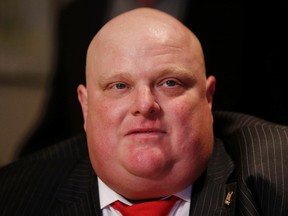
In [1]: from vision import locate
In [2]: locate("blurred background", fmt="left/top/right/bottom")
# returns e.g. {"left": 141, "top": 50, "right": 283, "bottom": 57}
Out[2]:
{"left": 0, "top": 0, "right": 287, "bottom": 167}
{"left": 0, "top": 0, "right": 56, "bottom": 166}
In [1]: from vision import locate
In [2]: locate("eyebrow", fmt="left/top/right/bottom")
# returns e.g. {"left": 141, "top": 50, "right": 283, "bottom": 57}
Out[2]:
{"left": 95, "top": 72, "right": 133, "bottom": 89}
{"left": 156, "top": 66, "right": 196, "bottom": 78}
{"left": 98, "top": 72, "right": 133, "bottom": 83}
{"left": 97, "top": 66, "right": 196, "bottom": 85}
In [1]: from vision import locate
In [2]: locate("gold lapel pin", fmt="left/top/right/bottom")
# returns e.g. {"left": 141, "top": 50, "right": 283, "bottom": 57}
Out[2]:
{"left": 224, "top": 191, "right": 234, "bottom": 206}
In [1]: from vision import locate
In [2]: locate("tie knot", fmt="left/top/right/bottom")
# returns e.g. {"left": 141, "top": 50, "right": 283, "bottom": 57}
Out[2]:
{"left": 111, "top": 195, "right": 180, "bottom": 216}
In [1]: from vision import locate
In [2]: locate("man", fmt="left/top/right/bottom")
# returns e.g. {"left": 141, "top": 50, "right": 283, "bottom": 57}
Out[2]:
{"left": 77, "top": 7, "right": 215, "bottom": 213}
{"left": 79, "top": 5, "right": 215, "bottom": 197}
{"left": 1, "top": 8, "right": 287, "bottom": 216}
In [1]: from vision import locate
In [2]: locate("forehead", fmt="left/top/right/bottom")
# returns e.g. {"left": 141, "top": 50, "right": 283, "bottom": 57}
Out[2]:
{"left": 88, "top": 35, "right": 194, "bottom": 80}
{"left": 91, "top": 9, "right": 190, "bottom": 52}
{"left": 86, "top": 10, "right": 204, "bottom": 82}
{"left": 88, "top": 21, "right": 192, "bottom": 67}
{"left": 99, "top": 23, "right": 186, "bottom": 53}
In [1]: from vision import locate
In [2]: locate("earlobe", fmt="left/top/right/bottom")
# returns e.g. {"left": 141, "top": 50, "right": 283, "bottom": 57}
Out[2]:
{"left": 206, "top": 76, "right": 216, "bottom": 109}
{"left": 77, "top": 84, "right": 88, "bottom": 131}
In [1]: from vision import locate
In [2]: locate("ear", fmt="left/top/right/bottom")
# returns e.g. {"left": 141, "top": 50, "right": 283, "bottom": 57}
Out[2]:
{"left": 205, "top": 75, "right": 216, "bottom": 109}
{"left": 77, "top": 84, "right": 88, "bottom": 131}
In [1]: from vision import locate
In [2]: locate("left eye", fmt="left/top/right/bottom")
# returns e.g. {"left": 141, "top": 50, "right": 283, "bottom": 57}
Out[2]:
{"left": 164, "top": 80, "right": 178, "bottom": 87}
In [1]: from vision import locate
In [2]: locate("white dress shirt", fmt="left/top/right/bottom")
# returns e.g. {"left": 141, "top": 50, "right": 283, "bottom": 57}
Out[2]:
{"left": 98, "top": 178, "right": 192, "bottom": 216}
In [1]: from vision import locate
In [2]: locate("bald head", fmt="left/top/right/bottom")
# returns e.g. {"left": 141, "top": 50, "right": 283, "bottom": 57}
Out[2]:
{"left": 86, "top": 8, "right": 205, "bottom": 82}
{"left": 94, "top": 8, "right": 194, "bottom": 42}
{"left": 78, "top": 8, "right": 216, "bottom": 199}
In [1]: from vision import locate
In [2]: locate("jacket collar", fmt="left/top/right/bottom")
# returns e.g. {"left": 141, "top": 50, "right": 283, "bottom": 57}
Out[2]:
{"left": 190, "top": 138, "right": 237, "bottom": 215}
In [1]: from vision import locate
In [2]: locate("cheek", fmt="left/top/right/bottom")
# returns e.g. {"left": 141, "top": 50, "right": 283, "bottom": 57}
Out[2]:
{"left": 88, "top": 98, "right": 125, "bottom": 128}
{"left": 166, "top": 96, "right": 198, "bottom": 131}
{"left": 86, "top": 99, "right": 123, "bottom": 154}
{"left": 166, "top": 96, "right": 213, "bottom": 154}
{"left": 170, "top": 109, "right": 213, "bottom": 178}
{"left": 86, "top": 105, "right": 122, "bottom": 177}
{"left": 86, "top": 94, "right": 133, "bottom": 143}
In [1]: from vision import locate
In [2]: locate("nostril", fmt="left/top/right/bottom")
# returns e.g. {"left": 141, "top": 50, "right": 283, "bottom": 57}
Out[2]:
{"left": 149, "top": 100, "right": 161, "bottom": 114}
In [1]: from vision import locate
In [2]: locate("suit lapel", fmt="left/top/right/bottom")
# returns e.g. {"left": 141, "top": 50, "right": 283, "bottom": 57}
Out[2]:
{"left": 190, "top": 138, "right": 237, "bottom": 216}
{"left": 49, "top": 157, "right": 102, "bottom": 216}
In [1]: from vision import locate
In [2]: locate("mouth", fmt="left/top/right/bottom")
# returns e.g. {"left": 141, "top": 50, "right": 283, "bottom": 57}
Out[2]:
{"left": 126, "top": 128, "right": 166, "bottom": 136}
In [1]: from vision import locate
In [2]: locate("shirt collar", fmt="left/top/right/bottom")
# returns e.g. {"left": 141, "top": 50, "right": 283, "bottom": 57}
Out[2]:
{"left": 98, "top": 177, "right": 192, "bottom": 209}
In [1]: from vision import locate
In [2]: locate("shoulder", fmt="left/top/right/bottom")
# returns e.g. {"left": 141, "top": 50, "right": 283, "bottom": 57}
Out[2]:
{"left": 213, "top": 110, "right": 288, "bottom": 134}
{"left": 0, "top": 134, "right": 89, "bottom": 215}
{"left": 0, "top": 134, "right": 89, "bottom": 177}
{"left": 213, "top": 111, "right": 288, "bottom": 215}
{"left": 213, "top": 111, "right": 288, "bottom": 165}
{"left": 213, "top": 111, "right": 288, "bottom": 153}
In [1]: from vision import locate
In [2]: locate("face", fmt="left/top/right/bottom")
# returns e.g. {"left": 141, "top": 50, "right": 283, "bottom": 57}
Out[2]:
{"left": 78, "top": 9, "right": 216, "bottom": 199}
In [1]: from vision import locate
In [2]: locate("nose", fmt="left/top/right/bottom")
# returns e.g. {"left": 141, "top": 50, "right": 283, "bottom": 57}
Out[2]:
{"left": 131, "top": 86, "right": 161, "bottom": 117}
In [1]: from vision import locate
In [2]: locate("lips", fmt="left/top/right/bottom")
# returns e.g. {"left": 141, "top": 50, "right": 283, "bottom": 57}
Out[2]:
{"left": 126, "top": 128, "right": 166, "bottom": 136}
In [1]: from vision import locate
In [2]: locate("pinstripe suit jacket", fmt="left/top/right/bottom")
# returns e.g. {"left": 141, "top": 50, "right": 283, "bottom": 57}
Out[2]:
{"left": 0, "top": 111, "right": 287, "bottom": 215}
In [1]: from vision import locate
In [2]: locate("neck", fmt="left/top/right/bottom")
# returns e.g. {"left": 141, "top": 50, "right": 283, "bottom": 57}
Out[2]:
{"left": 127, "top": 196, "right": 169, "bottom": 204}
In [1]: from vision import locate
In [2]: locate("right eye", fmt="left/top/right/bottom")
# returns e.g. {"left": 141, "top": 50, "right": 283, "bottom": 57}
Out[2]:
{"left": 113, "top": 83, "right": 127, "bottom": 89}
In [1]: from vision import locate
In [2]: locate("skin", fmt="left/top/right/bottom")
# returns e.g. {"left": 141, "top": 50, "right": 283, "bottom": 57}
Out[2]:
{"left": 78, "top": 8, "right": 216, "bottom": 200}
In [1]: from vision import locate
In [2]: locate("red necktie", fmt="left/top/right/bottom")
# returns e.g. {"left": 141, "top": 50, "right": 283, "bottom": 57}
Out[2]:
{"left": 111, "top": 195, "right": 179, "bottom": 216}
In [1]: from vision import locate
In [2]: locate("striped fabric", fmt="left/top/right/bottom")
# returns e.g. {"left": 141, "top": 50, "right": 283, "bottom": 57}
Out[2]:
{"left": 0, "top": 111, "right": 287, "bottom": 215}
{"left": 213, "top": 111, "right": 288, "bottom": 215}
